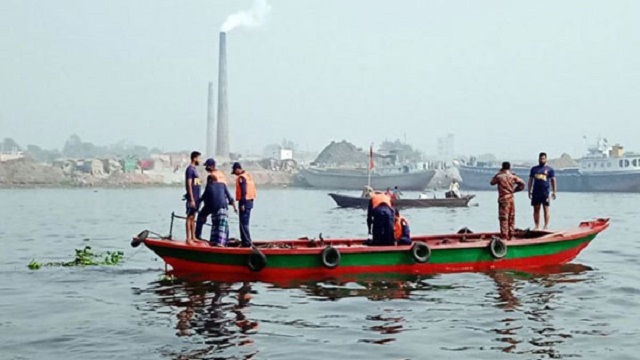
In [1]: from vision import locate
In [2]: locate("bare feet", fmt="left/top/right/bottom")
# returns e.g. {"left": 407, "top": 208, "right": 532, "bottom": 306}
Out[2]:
{"left": 543, "top": 225, "right": 549, "bottom": 230}
{"left": 195, "top": 240, "right": 211, "bottom": 247}
{"left": 187, "top": 239, "right": 210, "bottom": 247}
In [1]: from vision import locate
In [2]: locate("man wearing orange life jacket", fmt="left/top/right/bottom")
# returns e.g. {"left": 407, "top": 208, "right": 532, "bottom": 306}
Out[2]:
{"left": 366, "top": 191, "right": 395, "bottom": 246}
{"left": 232, "top": 162, "right": 256, "bottom": 247}
{"left": 394, "top": 208, "right": 412, "bottom": 245}
{"left": 208, "top": 161, "right": 227, "bottom": 185}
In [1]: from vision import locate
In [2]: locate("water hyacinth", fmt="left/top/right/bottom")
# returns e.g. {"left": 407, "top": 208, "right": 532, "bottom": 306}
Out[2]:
{"left": 28, "top": 246, "right": 125, "bottom": 269}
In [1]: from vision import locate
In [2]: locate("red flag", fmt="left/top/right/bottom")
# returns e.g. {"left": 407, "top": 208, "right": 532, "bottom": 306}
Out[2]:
{"left": 369, "top": 144, "right": 374, "bottom": 170}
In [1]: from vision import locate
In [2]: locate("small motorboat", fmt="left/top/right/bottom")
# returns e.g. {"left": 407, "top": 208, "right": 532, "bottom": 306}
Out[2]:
{"left": 328, "top": 192, "right": 476, "bottom": 209}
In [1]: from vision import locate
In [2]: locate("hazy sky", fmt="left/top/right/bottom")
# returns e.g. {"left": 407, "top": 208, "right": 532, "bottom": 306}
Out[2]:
{"left": 1, "top": 0, "right": 639, "bottom": 159}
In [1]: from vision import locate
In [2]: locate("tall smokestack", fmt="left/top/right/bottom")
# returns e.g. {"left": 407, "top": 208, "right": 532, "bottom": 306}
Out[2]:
{"left": 216, "top": 32, "right": 230, "bottom": 159}
{"left": 205, "top": 82, "right": 215, "bottom": 157}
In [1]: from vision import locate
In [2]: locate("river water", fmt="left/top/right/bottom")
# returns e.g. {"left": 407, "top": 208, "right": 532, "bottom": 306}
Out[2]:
{"left": 0, "top": 188, "right": 638, "bottom": 359}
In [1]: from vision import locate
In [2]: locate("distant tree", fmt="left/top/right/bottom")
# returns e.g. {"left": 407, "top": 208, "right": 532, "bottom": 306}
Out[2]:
{"left": 281, "top": 138, "right": 297, "bottom": 151}
{"left": 63, "top": 134, "right": 111, "bottom": 158}
{"left": 62, "top": 134, "right": 84, "bottom": 158}
{"left": 1, "top": 137, "right": 22, "bottom": 151}
{"left": 262, "top": 144, "right": 281, "bottom": 159}
{"left": 60, "top": 134, "right": 158, "bottom": 159}
{"left": 130, "top": 145, "right": 151, "bottom": 158}
{"left": 26, "top": 144, "right": 44, "bottom": 159}
{"left": 26, "top": 144, "right": 61, "bottom": 163}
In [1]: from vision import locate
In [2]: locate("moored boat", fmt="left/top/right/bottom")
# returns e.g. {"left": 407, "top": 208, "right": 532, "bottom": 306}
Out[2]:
{"left": 456, "top": 138, "right": 640, "bottom": 192}
{"left": 328, "top": 193, "right": 475, "bottom": 209}
{"left": 133, "top": 218, "right": 609, "bottom": 282}
{"left": 300, "top": 167, "right": 436, "bottom": 191}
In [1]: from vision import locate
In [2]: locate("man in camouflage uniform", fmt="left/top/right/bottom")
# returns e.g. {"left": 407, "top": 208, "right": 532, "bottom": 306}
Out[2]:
{"left": 490, "top": 162, "right": 526, "bottom": 240}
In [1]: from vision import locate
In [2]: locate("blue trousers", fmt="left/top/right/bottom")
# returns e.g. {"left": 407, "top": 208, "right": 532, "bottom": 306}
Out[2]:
{"left": 371, "top": 205, "right": 395, "bottom": 246}
{"left": 239, "top": 207, "right": 252, "bottom": 247}
{"left": 195, "top": 207, "right": 212, "bottom": 240}
{"left": 397, "top": 236, "right": 412, "bottom": 246}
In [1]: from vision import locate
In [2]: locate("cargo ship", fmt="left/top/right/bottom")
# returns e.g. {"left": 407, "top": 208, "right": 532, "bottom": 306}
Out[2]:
{"left": 455, "top": 139, "right": 640, "bottom": 192}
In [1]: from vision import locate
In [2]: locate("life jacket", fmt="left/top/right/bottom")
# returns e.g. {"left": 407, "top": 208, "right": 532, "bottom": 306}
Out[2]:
{"left": 211, "top": 169, "right": 227, "bottom": 185}
{"left": 370, "top": 192, "right": 392, "bottom": 209}
{"left": 236, "top": 172, "right": 257, "bottom": 200}
{"left": 394, "top": 216, "right": 409, "bottom": 240}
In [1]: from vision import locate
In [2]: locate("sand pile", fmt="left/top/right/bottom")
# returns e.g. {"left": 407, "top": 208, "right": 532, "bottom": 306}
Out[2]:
{"left": 0, "top": 158, "right": 65, "bottom": 185}
{"left": 313, "top": 141, "right": 367, "bottom": 166}
{"left": 548, "top": 153, "right": 578, "bottom": 168}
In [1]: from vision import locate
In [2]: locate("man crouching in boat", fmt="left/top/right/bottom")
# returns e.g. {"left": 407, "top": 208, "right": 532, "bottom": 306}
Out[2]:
{"left": 490, "top": 161, "right": 526, "bottom": 240}
{"left": 394, "top": 208, "right": 412, "bottom": 245}
{"left": 366, "top": 191, "right": 395, "bottom": 246}
{"left": 196, "top": 158, "right": 237, "bottom": 246}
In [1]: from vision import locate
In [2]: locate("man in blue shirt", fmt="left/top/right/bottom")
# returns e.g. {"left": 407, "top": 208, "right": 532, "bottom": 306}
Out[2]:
{"left": 184, "top": 151, "right": 202, "bottom": 245}
{"left": 528, "top": 152, "right": 557, "bottom": 230}
{"left": 196, "top": 158, "right": 237, "bottom": 246}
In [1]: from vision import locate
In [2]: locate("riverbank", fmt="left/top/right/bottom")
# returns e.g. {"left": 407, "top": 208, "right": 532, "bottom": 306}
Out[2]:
{"left": 0, "top": 158, "right": 303, "bottom": 189}
{"left": 1, "top": 158, "right": 457, "bottom": 190}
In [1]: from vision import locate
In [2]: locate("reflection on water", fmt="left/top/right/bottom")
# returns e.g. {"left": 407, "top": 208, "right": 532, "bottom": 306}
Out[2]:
{"left": 135, "top": 263, "right": 603, "bottom": 359}
{"left": 141, "top": 280, "right": 258, "bottom": 359}
{"left": 489, "top": 264, "right": 595, "bottom": 358}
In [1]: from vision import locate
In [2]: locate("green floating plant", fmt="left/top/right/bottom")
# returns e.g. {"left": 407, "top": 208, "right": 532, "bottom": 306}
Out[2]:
{"left": 28, "top": 246, "right": 125, "bottom": 270}
{"left": 28, "top": 259, "right": 41, "bottom": 270}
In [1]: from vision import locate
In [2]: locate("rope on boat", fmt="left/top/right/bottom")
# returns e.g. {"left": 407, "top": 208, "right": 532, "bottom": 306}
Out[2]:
{"left": 122, "top": 245, "right": 144, "bottom": 263}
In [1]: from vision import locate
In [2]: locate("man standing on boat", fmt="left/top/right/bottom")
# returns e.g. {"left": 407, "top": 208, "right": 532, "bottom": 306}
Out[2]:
{"left": 197, "top": 158, "right": 237, "bottom": 246}
{"left": 184, "top": 151, "right": 202, "bottom": 246}
{"left": 207, "top": 159, "right": 227, "bottom": 185}
{"left": 232, "top": 162, "right": 257, "bottom": 247}
{"left": 528, "top": 152, "right": 557, "bottom": 230}
{"left": 490, "top": 162, "right": 526, "bottom": 240}
{"left": 366, "top": 191, "right": 395, "bottom": 246}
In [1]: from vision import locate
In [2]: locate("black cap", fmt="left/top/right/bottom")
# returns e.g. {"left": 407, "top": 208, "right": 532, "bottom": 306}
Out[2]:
{"left": 204, "top": 158, "right": 216, "bottom": 167}
{"left": 232, "top": 162, "right": 242, "bottom": 171}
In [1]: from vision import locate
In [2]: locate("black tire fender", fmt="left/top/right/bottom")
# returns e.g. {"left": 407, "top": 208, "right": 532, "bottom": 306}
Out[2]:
{"left": 411, "top": 242, "right": 431, "bottom": 263}
{"left": 248, "top": 247, "right": 267, "bottom": 272}
{"left": 489, "top": 237, "right": 507, "bottom": 259}
{"left": 320, "top": 246, "right": 341, "bottom": 269}
{"left": 131, "top": 230, "right": 149, "bottom": 248}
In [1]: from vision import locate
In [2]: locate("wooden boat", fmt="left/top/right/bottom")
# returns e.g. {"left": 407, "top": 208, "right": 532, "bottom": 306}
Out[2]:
{"left": 328, "top": 193, "right": 476, "bottom": 209}
{"left": 133, "top": 218, "right": 609, "bottom": 282}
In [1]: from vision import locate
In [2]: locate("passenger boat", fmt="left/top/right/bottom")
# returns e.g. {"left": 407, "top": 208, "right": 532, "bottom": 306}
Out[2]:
{"left": 132, "top": 218, "right": 609, "bottom": 282}
{"left": 328, "top": 193, "right": 475, "bottom": 209}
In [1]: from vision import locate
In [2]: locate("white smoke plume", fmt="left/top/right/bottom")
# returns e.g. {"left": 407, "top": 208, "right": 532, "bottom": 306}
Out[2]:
{"left": 220, "top": 0, "right": 271, "bottom": 33}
